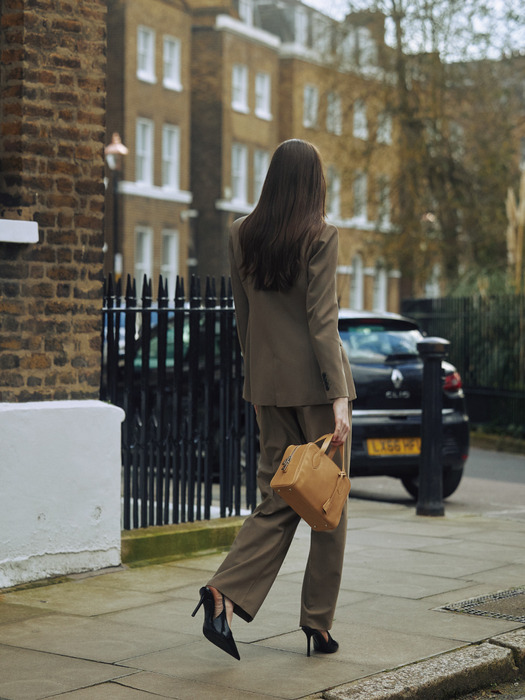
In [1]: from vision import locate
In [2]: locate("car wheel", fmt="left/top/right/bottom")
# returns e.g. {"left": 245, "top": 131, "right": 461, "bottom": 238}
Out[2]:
{"left": 400, "top": 468, "right": 464, "bottom": 500}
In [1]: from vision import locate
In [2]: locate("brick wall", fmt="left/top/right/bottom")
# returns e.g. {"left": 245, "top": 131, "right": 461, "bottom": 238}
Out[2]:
{"left": 0, "top": 0, "right": 107, "bottom": 402}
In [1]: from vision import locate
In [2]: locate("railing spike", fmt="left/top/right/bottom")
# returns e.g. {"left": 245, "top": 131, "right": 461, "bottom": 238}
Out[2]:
{"left": 125, "top": 273, "right": 133, "bottom": 302}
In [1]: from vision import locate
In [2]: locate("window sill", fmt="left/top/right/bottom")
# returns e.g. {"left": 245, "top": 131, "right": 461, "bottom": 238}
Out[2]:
{"left": 163, "top": 80, "right": 183, "bottom": 92}
{"left": 137, "top": 72, "right": 157, "bottom": 84}
{"left": 215, "top": 199, "right": 253, "bottom": 215}
{"left": 120, "top": 181, "right": 192, "bottom": 204}
{"left": 232, "top": 104, "right": 250, "bottom": 114}
{"left": 255, "top": 110, "right": 273, "bottom": 121}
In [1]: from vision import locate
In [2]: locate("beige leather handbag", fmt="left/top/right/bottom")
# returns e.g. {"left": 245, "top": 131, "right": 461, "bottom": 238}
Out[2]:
{"left": 270, "top": 433, "right": 350, "bottom": 530}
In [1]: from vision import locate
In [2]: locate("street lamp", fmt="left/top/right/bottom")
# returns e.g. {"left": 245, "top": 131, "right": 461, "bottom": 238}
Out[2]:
{"left": 105, "top": 132, "right": 128, "bottom": 280}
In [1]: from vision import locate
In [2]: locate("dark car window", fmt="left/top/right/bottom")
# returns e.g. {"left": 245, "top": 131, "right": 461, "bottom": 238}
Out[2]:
{"left": 339, "top": 322, "right": 423, "bottom": 362}
{"left": 133, "top": 315, "right": 223, "bottom": 370}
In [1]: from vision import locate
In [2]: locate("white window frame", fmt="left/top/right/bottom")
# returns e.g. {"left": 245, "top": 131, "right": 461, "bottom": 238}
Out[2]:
{"left": 238, "top": 0, "right": 253, "bottom": 25}
{"left": 373, "top": 262, "right": 387, "bottom": 312}
{"left": 232, "top": 64, "right": 249, "bottom": 113}
{"left": 357, "top": 26, "right": 377, "bottom": 67}
{"left": 255, "top": 72, "right": 272, "bottom": 120}
{"left": 134, "top": 226, "right": 153, "bottom": 295}
{"left": 161, "top": 229, "right": 180, "bottom": 297}
{"left": 295, "top": 6, "right": 308, "bottom": 45}
{"left": 326, "top": 165, "right": 341, "bottom": 218}
{"left": 377, "top": 111, "right": 392, "bottom": 145}
{"left": 231, "top": 143, "right": 248, "bottom": 205}
{"left": 326, "top": 92, "right": 342, "bottom": 135}
{"left": 353, "top": 99, "right": 368, "bottom": 140}
{"left": 303, "top": 84, "right": 319, "bottom": 128}
{"left": 339, "top": 29, "right": 357, "bottom": 69}
{"left": 162, "top": 124, "right": 180, "bottom": 191}
{"left": 378, "top": 176, "right": 391, "bottom": 228}
{"left": 137, "top": 26, "right": 156, "bottom": 84}
{"left": 354, "top": 171, "right": 368, "bottom": 221}
{"left": 136, "top": 118, "right": 154, "bottom": 185}
{"left": 351, "top": 254, "right": 364, "bottom": 310}
{"left": 424, "top": 264, "right": 441, "bottom": 299}
{"left": 312, "top": 14, "right": 331, "bottom": 55}
{"left": 253, "top": 149, "right": 269, "bottom": 203}
{"left": 163, "top": 36, "right": 182, "bottom": 91}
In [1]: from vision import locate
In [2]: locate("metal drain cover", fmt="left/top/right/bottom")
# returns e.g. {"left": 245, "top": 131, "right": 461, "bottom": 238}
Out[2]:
{"left": 438, "top": 587, "right": 525, "bottom": 622}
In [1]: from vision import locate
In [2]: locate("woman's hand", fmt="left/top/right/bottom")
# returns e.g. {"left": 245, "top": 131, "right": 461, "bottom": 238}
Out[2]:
{"left": 331, "top": 397, "right": 350, "bottom": 445}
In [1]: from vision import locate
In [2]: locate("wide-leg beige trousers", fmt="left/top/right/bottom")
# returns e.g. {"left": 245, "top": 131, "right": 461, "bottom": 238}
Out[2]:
{"left": 207, "top": 402, "right": 351, "bottom": 630}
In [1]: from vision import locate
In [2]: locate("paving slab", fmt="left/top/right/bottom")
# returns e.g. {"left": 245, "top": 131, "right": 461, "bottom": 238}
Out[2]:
{"left": 0, "top": 614, "right": 184, "bottom": 663}
{"left": 460, "top": 564, "right": 525, "bottom": 589}
{"left": 77, "top": 562, "right": 204, "bottom": 594}
{"left": 118, "top": 671, "right": 280, "bottom": 699}
{"left": 420, "top": 540, "right": 525, "bottom": 564}
{"left": 1, "top": 580, "right": 172, "bottom": 617}
{"left": 49, "top": 684, "right": 157, "bottom": 699}
{"left": 337, "top": 594, "right": 523, "bottom": 643}
{"left": 0, "top": 602, "right": 51, "bottom": 626}
{"left": 259, "top": 621, "right": 461, "bottom": 671}
{"left": 332, "top": 563, "right": 473, "bottom": 599}
{"left": 349, "top": 547, "right": 498, "bottom": 579}
{"left": 0, "top": 645, "right": 135, "bottom": 700}
{"left": 116, "top": 637, "right": 377, "bottom": 700}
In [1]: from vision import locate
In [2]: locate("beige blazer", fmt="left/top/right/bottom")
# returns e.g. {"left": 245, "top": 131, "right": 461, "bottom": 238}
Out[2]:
{"left": 229, "top": 217, "right": 356, "bottom": 407}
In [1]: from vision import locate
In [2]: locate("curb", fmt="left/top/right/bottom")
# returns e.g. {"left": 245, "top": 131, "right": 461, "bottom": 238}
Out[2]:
{"left": 320, "top": 629, "right": 525, "bottom": 700}
{"left": 121, "top": 515, "right": 246, "bottom": 565}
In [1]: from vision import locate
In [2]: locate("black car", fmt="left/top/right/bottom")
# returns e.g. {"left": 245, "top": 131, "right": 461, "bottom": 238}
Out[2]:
{"left": 338, "top": 309, "right": 469, "bottom": 499}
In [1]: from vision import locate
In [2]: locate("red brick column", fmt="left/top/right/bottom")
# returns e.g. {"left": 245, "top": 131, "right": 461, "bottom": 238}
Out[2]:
{"left": 0, "top": 0, "right": 107, "bottom": 401}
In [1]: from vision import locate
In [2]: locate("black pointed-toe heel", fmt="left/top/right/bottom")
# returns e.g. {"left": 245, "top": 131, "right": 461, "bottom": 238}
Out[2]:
{"left": 192, "top": 586, "right": 240, "bottom": 660}
{"left": 301, "top": 626, "right": 339, "bottom": 657}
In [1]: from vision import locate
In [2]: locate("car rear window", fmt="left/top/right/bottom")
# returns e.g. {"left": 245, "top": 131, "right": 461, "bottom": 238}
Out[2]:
{"left": 338, "top": 322, "right": 423, "bottom": 362}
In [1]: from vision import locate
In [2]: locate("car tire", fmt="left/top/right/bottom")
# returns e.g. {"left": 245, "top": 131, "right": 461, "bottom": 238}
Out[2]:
{"left": 400, "top": 468, "right": 464, "bottom": 500}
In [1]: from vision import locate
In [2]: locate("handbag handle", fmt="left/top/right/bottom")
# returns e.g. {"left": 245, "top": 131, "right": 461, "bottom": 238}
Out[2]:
{"left": 313, "top": 434, "right": 348, "bottom": 515}
{"left": 314, "top": 433, "right": 345, "bottom": 465}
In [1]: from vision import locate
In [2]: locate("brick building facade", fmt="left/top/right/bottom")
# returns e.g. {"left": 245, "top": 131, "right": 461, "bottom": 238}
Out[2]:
{"left": 191, "top": 9, "right": 280, "bottom": 279}
{"left": 106, "top": 0, "right": 193, "bottom": 296}
{"left": 0, "top": 0, "right": 107, "bottom": 402}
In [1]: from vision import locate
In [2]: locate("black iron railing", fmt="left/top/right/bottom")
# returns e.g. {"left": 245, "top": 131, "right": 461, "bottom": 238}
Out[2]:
{"left": 402, "top": 295, "right": 525, "bottom": 433}
{"left": 101, "top": 274, "right": 258, "bottom": 530}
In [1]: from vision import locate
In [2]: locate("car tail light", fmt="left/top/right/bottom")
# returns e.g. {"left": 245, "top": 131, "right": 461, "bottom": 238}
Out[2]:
{"left": 443, "top": 370, "right": 462, "bottom": 392}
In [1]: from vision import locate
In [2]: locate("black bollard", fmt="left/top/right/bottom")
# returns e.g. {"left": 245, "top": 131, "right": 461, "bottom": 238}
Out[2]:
{"left": 416, "top": 337, "right": 450, "bottom": 516}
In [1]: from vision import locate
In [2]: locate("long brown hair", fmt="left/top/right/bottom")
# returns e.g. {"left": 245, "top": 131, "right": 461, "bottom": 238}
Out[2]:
{"left": 239, "top": 139, "right": 326, "bottom": 291}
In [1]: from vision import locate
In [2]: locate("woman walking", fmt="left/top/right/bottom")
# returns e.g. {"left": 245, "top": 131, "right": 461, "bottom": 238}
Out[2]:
{"left": 192, "top": 139, "right": 356, "bottom": 660}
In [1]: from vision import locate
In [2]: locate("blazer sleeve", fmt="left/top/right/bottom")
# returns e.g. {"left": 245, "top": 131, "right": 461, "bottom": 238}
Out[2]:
{"left": 306, "top": 225, "right": 350, "bottom": 400}
{"left": 228, "top": 231, "right": 249, "bottom": 356}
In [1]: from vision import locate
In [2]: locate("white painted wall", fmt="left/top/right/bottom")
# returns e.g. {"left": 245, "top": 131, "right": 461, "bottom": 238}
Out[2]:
{"left": 0, "top": 400, "right": 125, "bottom": 588}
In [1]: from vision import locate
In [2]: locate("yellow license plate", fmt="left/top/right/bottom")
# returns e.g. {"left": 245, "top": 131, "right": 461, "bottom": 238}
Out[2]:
{"left": 367, "top": 437, "right": 421, "bottom": 456}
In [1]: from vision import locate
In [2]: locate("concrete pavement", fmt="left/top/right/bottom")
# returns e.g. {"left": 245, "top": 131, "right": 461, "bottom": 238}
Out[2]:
{"left": 1, "top": 495, "right": 525, "bottom": 699}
